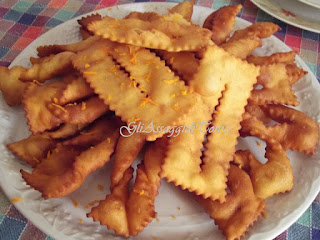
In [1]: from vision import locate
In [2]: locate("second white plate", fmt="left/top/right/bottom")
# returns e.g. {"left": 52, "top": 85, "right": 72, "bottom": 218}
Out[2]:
{"left": 297, "top": 0, "right": 320, "bottom": 9}
{"left": 251, "top": 0, "right": 320, "bottom": 33}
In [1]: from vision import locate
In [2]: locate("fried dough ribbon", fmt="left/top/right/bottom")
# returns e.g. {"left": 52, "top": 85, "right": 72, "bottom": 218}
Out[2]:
{"left": 203, "top": 4, "right": 242, "bottom": 45}
{"left": 240, "top": 113, "right": 294, "bottom": 199}
{"left": 161, "top": 45, "right": 259, "bottom": 202}
{"left": 21, "top": 117, "right": 121, "bottom": 198}
{"left": 87, "top": 16, "right": 212, "bottom": 51}
{"left": 73, "top": 39, "right": 198, "bottom": 141}
{"left": 197, "top": 164, "right": 265, "bottom": 240}
{"left": 89, "top": 138, "right": 166, "bottom": 236}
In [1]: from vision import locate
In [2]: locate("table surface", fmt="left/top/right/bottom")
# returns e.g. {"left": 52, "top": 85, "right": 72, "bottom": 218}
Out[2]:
{"left": 0, "top": 0, "right": 319, "bottom": 240}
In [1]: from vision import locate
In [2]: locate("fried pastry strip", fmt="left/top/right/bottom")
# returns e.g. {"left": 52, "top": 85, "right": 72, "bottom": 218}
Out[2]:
{"left": 37, "top": 36, "right": 100, "bottom": 57}
{"left": 247, "top": 51, "right": 296, "bottom": 65}
{"left": 78, "top": 13, "right": 102, "bottom": 31}
{"left": 261, "top": 104, "right": 319, "bottom": 154}
{"left": 228, "top": 22, "right": 280, "bottom": 42}
{"left": 87, "top": 16, "right": 212, "bottom": 51}
{"left": 233, "top": 149, "right": 292, "bottom": 200}
{"left": 46, "top": 122, "right": 88, "bottom": 139}
{"left": 89, "top": 138, "right": 166, "bottom": 236}
{"left": 0, "top": 66, "right": 27, "bottom": 106}
{"left": 168, "top": 0, "right": 195, "bottom": 22}
{"left": 73, "top": 40, "right": 198, "bottom": 141}
{"left": 48, "top": 96, "right": 109, "bottom": 124}
{"left": 111, "top": 130, "right": 146, "bottom": 188}
{"left": 23, "top": 81, "right": 66, "bottom": 134}
{"left": 286, "top": 64, "right": 307, "bottom": 85}
{"left": 221, "top": 36, "right": 262, "bottom": 59}
{"left": 20, "top": 52, "right": 75, "bottom": 83}
{"left": 7, "top": 122, "right": 87, "bottom": 167}
{"left": 61, "top": 116, "right": 119, "bottom": 147}
{"left": 80, "top": 27, "right": 92, "bottom": 39}
{"left": 156, "top": 50, "right": 199, "bottom": 83}
{"left": 203, "top": 4, "right": 242, "bottom": 45}
{"left": 196, "top": 165, "right": 265, "bottom": 240}
{"left": 8, "top": 134, "right": 57, "bottom": 167}
{"left": 161, "top": 45, "right": 259, "bottom": 202}
{"left": 250, "top": 63, "right": 299, "bottom": 106}
{"left": 56, "top": 75, "right": 94, "bottom": 105}
{"left": 245, "top": 104, "right": 271, "bottom": 124}
{"left": 240, "top": 114, "right": 294, "bottom": 198}
{"left": 21, "top": 117, "right": 121, "bottom": 198}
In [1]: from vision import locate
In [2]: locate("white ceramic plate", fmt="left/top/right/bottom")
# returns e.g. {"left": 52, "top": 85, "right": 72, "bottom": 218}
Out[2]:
{"left": 251, "top": 0, "right": 320, "bottom": 33}
{"left": 0, "top": 2, "right": 320, "bottom": 240}
{"left": 297, "top": 0, "right": 320, "bottom": 9}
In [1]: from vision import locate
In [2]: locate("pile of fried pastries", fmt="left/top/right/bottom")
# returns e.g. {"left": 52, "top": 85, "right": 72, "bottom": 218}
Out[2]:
{"left": 0, "top": 1, "right": 319, "bottom": 239}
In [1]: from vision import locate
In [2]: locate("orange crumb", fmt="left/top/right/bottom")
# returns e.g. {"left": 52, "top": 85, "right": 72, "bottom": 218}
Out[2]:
{"left": 66, "top": 102, "right": 77, "bottom": 106}
{"left": 53, "top": 97, "right": 58, "bottom": 103}
{"left": 139, "top": 97, "right": 158, "bottom": 108}
{"left": 32, "top": 79, "right": 41, "bottom": 85}
{"left": 262, "top": 212, "right": 268, "bottom": 219}
{"left": 139, "top": 190, "right": 145, "bottom": 196}
{"left": 177, "top": 207, "right": 181, "bottom": 211}
{"left": 238, "top": 164, "right": 242, "bottom": 169}
{"left": 181, "top": 90, "right": 187, "bottom": 96}
{"left": 172, "top": 216, "right": 176, "bottom": 220}
{"left": 138, "top": 85, "right": 146, "bottom": 92}
{"left": 164, "top": 78, "right": 178, "bottom": 84}
{"left": 81, "top": 102, "right": 86, "bottom": 111}
{"left": 108, "top": 7, "right": 112, "bottom": 11}
{"left": 51, "top": 103, "right": 68, "bottom": 113}
{"left": 11, "top": 197, "right": 23, "bottom": 203}
{"left": 108, "top": 65, "right": 120, "bottom": 73}
{"left": 129, "top": 77, "right": 137, "bottom": 88}
{"left": 72, "top": 199, "right": 79, "bottom": 208}
{"left": 79, "top": 219, "right": 83, "bottom": 223}
{"left": 97, "top": 184, "right": 103, "bottom": 191}
{"left": 88, "top": 200, "right": 100, "bottom": 206}
{"left": 129, "top": 52, "right": 138, "bottom": 64}
{"left": 156, "top": 218, "right": 160, "bottom": 223}
{"left": 145, "top": 72, "right": 151, "bottom": 82}
{"left": 84, "top": 63, "right": 90, "bottom": 69}
{"left": 256, "top": 141, "right": 262, "bottom": 146}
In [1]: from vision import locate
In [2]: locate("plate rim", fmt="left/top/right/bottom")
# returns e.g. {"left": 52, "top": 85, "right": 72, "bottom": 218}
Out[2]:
{"left": 251, "top": 0, "right": 320, "bottom": 33}
{"left": 296, "top": 0, "right": 320, "bottom": 9}
{"left": 1, "top": 2, "right": 319, "bottom": 240}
